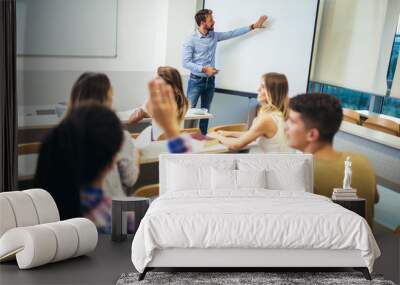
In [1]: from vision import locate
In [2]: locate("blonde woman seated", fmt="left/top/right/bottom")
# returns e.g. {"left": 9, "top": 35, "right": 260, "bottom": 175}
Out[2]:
{"left": 129, "top": 66, "right": 189, "bottom": 141}
{"left": 208, "top": 72, "right": 292, "bottom": 153}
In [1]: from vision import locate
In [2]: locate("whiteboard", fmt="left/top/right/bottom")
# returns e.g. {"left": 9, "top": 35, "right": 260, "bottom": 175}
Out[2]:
{"left": 204, "top": 0, "right": 318, "bottom": 97}
{"left": 16, "top": 0, "right": 117, "bottom": 57}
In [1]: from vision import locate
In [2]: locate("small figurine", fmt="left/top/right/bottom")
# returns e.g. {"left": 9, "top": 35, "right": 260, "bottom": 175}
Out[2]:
{"left": 343, "top": 156, "right": 352, "bottom": 190}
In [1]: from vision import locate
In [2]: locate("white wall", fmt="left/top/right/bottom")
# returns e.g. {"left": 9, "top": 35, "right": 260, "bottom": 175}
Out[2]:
{"left": 311, "top": 0, "right": 400, "bottom": 95}
{"left": 18, "top": 0, "right": 163, "bottom": 72}
{"left": 205, "top": 0, "right": 318, "bottom": 96}
{"left": 375, "top": 0, "right": 400, "bottom": 96}
{"left": 391, "top": 54, "right": 400, "bottom": 98}
{"left": 17, "top": 0, "right": 252, "bottom": 131}
{"left": 17, "top": 0, "right": 198, "bottom": 111}
{"left": 165, "top": 0, "right": 197, "bottom": 74}
{"left": 17, "top": 0, "right": 118, "bottom": 57}
{"left": 390, "top": 15, "right": 400, "bottom": 98}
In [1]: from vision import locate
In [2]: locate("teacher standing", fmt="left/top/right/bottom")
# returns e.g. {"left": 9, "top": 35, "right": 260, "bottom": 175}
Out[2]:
{"left": 182, "top": 9, "right": 268, "bottom": 134}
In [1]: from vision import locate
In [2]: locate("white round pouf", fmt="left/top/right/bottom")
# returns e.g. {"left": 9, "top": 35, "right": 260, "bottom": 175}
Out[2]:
{"left": 42, "top": 221, "right": 79, "bottom": 262}
{"left": 24, "top": 189, "right": 60, "bottom": 223}
{"left": 0, "top": 195, "right": 17, "bottom": 237}
{"left": 0, "top": 226, "right": 57, "bottom": 269}
{"left": 65, "top": 218, "right": 98, "bottom": 257}
{"left": 1, "top": 191, "right": 39, "bottom": 227}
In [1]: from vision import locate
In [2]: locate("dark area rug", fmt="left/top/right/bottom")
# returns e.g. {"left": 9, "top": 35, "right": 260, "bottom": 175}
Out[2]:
{"left": 116, "top": 271, "right": 396, "bottom": 285}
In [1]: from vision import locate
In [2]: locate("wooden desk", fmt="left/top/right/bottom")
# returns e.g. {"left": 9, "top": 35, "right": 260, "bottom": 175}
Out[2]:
{"left": 18, "top": 108, "right": 213, "bottom": 130}
{"left": 129, "top": 140, "right": 253, "bottom": 191}
{"left": 17, "top": 139, "right": 251, "bottom": 187}
{"left": 356, "top": 110, "right": 400, "bottom": 125}
{"left": 339, "top": 121, "right": 400, "bottom": 150}
{"left": 117, "top": 109, "right": 213, "bottom": 126}
{"left": 139, "top": 140, "right": 254, "bottom": 164}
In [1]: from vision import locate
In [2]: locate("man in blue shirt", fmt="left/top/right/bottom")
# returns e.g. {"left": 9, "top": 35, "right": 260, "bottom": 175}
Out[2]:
{"left": 182, "top": 9, "right": 268, "bottom": 134}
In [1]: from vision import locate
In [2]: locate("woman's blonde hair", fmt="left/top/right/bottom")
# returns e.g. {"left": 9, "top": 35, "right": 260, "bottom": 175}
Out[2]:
{"left": 259, "top": 72, "right": 289, "bottom": 118}
{"left": 157, "top": 66, "right": 189, "bottom": 122}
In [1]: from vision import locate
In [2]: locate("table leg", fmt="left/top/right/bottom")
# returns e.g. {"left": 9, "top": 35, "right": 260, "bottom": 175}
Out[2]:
{"left": 112, "top": 201, "right": 125, "bottom": 242}
{"left": 133, "top": 202, "right": 149, "bottom": 235}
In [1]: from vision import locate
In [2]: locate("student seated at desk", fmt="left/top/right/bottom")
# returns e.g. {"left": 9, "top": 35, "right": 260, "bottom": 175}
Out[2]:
{"left": 144, "top": 78, "right": 220, "bottom": 153}
{"left": 285, "top": 93, "right": 379, "bottom": 227}
{"left": 128, "top": 66, "right": 189, "bottom": 141}
{"left": 69, "top": 72, "right": 140, "bottom": 197}
{"left": 34, "top": 105, "right": 132, "bottom": 234}
{"left": 207, "top": 72, "right": 292, "bottom": 153}
{"left": 146, "top": 84, "right": 379, "bottom": 227}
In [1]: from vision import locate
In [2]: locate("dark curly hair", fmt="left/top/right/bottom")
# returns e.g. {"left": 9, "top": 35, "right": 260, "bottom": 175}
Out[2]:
{"left": 34, "top": 104, "right": 123, "bottom": 219}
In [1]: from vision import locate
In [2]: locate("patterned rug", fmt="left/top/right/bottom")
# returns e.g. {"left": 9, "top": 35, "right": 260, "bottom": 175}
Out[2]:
{"left": 116, "top": 271, "right": 395, "bottom": 285}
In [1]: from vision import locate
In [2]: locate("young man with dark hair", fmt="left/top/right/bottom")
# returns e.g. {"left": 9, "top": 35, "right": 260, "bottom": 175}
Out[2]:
{"left": 285, "top": 93, "right": 379, "bottom": 226}
{"left": 146, "top": 87, "right": 379, "bottom": 226}
{"left": 183, "top": 9, "right": 267, "bottom": 134}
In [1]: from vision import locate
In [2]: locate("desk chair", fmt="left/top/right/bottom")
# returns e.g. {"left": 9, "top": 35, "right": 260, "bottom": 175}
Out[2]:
{"left": 133, "top": 184, "right": 159, "bottom": 198}
{"left": 18, "top": 142, "right": 41, "bottom": 155}
{"left": 343, "top": 108, "right": 361, "bottom": 125}
{"left": 157, "top": 127, "right": 201, "bottom": 141}
{"left": 18, "top": 143, "right": 41, "bottom": 188}
{"left": 363, "top": 117, "right": 399, "bottom": 136}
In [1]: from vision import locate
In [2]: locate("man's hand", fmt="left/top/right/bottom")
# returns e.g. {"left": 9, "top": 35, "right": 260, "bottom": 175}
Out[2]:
{"left": 202, "top": 66, "right": 218, "bottom": 77}
{"left": 127, "top": 108, "right": 147, "bottom": 124}
{"left": 252, "top": 15, "right": 268, "bottom": 29}
{"left": 146, "top": 79, "right": 180, "bottom": 139}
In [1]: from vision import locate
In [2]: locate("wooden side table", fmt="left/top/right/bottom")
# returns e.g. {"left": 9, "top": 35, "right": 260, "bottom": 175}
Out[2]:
{"left": 332, "top": 198, "right": 366, "bottom": 219}
{"left": 111, "top": 197, "right": 150, "bottom": 242}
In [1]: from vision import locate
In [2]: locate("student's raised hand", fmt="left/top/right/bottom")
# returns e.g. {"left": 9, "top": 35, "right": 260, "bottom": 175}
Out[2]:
{"left": 146, "top": 79, "right": 180, "bottom": 139}
{"left": 253, "top": 15, "right": 268, "bottom": 29}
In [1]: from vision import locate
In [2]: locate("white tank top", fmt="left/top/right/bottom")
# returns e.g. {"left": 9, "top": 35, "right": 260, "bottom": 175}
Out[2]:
{"left": 249, "top": 112, "right": 293, "bottom": 153}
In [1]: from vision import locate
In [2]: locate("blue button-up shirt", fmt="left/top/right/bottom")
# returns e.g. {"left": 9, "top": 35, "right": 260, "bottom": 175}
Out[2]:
{"left": 182, "top": 27, "right": 251, "bottom": 77}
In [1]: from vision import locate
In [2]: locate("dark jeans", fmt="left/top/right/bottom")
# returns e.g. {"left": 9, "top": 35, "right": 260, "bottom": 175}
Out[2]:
{"left": 187, "top": 74, "right": 215, "bottom": 134}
